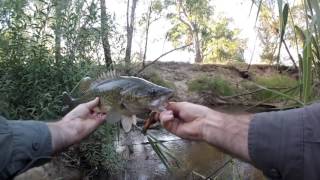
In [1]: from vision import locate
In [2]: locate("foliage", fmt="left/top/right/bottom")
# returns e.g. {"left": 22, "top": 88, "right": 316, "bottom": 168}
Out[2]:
{"left": 0, "top": 0, "right": 107, "bottom": 120}
{"left": 202, "top": 18, "right": 246, "bottom": 62}
{"left": 0, "top": 0, "right": 121, "bottom": 176}
{"left": 257, "top": 2, "right": 279, "bottom": 63}
{"left": 166, "top": 0, "right": 246, "bottom": 63}
{"left": 187, "top": 76, "right": 235, "bottom": 96}
{"left": 79, "top": 124, "right": 123, "bottom": 174}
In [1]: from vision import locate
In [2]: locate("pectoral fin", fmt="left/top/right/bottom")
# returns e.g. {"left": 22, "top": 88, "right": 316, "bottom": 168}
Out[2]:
{"left": 121, "top": 115, "right": 136, "bottom": 133}
{"left": 105, "top": 108, "right": 121, "bottom": 124}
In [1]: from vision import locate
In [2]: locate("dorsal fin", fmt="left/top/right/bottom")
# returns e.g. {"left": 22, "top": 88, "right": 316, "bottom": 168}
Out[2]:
{"left": 92, "top": 69, "right": 120, "bottom": 86}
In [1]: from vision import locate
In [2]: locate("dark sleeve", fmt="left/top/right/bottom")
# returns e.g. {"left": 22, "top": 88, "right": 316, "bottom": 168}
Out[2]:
{"left": 0, "top": 116, "right": 52, "bottom": 179}
{"left": 248, "top": 103, "right": 320, "bottom": 180}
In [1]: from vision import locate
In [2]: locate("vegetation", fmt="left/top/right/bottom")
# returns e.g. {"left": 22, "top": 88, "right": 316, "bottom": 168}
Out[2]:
{"left": 143, "top": 72, "right": 176, "bottom": 89}
{"left": 243, "top": 74, "right": 299, "bottom": 102}
{"left": 166, "top": 0, "right": 246, "bottom": 63}
{"left": 78, "top": 124, "right": 123, "bottom": 175}
{"left": 187, "top": 76, "right": 235, "bottom": 96}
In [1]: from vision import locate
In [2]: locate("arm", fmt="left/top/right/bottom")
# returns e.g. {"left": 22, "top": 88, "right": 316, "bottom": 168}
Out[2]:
{"left": 159, "top": 102, "right": 320, "bottom": 179}
{"left": 0, "top": 98, "right": 106, "bottom": 179}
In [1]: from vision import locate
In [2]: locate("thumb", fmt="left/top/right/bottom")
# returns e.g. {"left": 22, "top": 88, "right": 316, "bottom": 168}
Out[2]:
{"left": 85, "top": 97, "right": 100, "bottom": 109}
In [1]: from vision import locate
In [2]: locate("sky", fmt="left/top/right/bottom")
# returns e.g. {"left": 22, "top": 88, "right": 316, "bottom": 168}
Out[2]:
{"left": 108, "top": 0, "right": 262, "bottom": 64}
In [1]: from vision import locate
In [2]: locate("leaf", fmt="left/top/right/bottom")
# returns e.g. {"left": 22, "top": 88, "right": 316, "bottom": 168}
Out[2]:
{"left": 277, "top": 3, "right": 289, "bottom": 65}
{"left": 254, "top": 0, "right": 262, "bottom": 26}
{"left": 294, "top": 25, "right": 305, "bottom": 42}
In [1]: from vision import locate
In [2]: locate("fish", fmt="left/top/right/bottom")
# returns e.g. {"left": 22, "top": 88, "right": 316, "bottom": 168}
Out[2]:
{"left": 62, "top": 70, "right": 174, "bottom": 133}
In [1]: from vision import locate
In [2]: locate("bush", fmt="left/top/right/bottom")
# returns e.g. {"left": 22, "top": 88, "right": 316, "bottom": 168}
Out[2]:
{"left": 78, "top": 124, "right": 123, "bottom": 175}
{"left": 187, "top": 76, "right": 235, "bottom": 96}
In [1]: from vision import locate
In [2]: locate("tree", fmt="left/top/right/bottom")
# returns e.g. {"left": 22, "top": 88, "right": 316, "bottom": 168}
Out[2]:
{"left": 100, "top": 0, "right": 113, "bottom": 68}
{"left": 257, "top": 2, "right": 279, "bottom": 63}
{"left": 167, "top": 0, "right": 245, "bottom": 63}
{"left": 124, "top": 0, "right": 138, "bottom": 70}
{"left": 53, "top": 0, "right": 64, "bottom": 63}
{"left": 256, "top": 0, "right": 303, "bottom": 68}
{"left": 139, "top": 0, "right": 164, "bottom": 67}
{"left": 171, "top": 0, "right": 213, "bottom": 63}
{"left": 202, "top": 17, "right": 246, "bottom": 62}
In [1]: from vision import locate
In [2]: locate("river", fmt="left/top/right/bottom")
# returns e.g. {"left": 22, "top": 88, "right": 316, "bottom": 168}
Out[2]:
{"left": 109, "top": 106, "right": 265, "bottom": 180}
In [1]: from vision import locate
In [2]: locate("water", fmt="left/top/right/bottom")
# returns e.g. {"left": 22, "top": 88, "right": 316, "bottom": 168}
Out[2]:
{"left": 109, "top": 105, "right": 265, "bottom": 180}
{"left": 111, "top": 129, "right": 263, "bottom": 179}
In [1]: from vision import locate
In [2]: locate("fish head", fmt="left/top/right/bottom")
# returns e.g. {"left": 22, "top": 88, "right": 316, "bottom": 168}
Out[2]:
{"left": 134, "top": 84, "right": 174, "bottom": 112}
{"left": 121, "top": 77, "right": 174, "bottom": 113}
{"left": 146, "top": 85, "right": 174, "bottom": 111}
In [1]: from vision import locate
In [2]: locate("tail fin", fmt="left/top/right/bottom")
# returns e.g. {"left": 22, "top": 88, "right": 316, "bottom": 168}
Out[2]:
{"left": 70, "top": 77, "right": 92, "bottom": 97}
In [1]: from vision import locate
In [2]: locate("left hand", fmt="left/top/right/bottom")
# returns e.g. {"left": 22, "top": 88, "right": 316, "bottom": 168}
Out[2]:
{"left": 48, "top": 97, "right": 107, "bottom": 154}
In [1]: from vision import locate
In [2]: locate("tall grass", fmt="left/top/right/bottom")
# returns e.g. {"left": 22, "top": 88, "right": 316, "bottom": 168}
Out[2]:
{"left": 252, "top": 0, "right": 320, "bottom": 106}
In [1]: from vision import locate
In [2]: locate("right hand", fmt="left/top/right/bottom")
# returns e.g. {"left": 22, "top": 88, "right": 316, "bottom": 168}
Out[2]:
{"left": 158, "top": 102, "right": 214, "bottom": 141}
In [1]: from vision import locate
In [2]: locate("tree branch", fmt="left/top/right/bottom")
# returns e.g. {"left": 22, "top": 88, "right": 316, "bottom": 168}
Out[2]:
{"left": 176, "top": 0, "right": 193, "bottom": 32}
{"left": 135, "top": 43, "right": 192, "bottom": 75}
{"left": 283, "top": 39, "right": 298, "bottom": 69}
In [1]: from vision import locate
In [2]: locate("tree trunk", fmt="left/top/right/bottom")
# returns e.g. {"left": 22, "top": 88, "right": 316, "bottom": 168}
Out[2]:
{"left": 100, "top": 0, "right": 113, "bottom": 68}
{"left": 143, "top": 3, "right": 152, "bottom": 67}
{"left": 124, "top": 0, "right": 138, "bottom": 71}
{"left": 193, "top": 30, "right": 202, "bottom": 63}
{"left": 53, "top": 0, "right": 62, "bottom": 63}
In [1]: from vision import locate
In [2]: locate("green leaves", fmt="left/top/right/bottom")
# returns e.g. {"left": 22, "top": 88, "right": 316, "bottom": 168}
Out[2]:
{"left": 277, "top": 3, "right": 289, "bottom": 65}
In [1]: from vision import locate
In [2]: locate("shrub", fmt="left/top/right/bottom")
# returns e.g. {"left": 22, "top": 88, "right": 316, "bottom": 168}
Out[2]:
{"left": 187, "top": 76, "right": 235, "bottom": 96}
{"left": 78, "top": 123, "right": 123, "bottom": 175}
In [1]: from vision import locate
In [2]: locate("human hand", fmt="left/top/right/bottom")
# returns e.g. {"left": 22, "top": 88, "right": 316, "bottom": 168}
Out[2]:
{"left": 158, "top": 102, "right": 217, "bottom": 141}
{"left": 48, "top": 97, "right": 107, "bottom": 153}
{"left": 159, "top": 101, "right": 252, "bottom": 162}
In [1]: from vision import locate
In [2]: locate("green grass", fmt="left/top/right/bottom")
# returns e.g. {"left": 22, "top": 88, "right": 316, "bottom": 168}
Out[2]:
{"left": 244, "top": 74, "right": 299, "bottom": 102}
{"left": 143, "top": 72, "right": 176, "bottom": 89}
{"left": 187, "top": 76, "right": 235, "bottom": 96}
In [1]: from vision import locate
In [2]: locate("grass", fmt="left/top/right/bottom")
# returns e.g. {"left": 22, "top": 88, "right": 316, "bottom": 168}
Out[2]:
{"left": 187, "top": 76, "right": 236, "bottom": 96}
{"left": 143, "top": 72, "right": 176, "bottom": 89}
{"left": 243, "top": 74, "right": 299, "bottom": 102}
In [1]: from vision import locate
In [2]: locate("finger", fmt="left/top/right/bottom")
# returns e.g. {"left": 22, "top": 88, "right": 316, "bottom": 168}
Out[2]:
{"left": 85, "top": 97, "right": 100, "bottom": 109}
{"left": 160, "top": 113, "right": 180, "bottom": 134}
{"left": 159, "top": 110, "right": 174, "bottom": 125}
